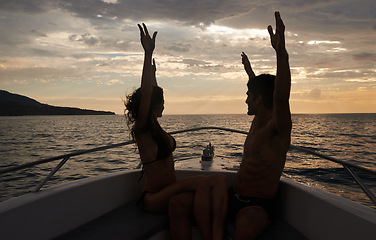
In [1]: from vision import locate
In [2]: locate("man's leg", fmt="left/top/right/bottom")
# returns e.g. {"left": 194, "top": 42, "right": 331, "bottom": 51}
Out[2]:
{"left": 168, "top": 192, "right": 194, "bottom": 240}
{"left": 233, "top": 206, "right": 269, "bottom": 240}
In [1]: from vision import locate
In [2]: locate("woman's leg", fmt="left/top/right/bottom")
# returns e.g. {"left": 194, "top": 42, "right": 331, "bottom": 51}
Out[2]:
{"left": 168, "top": 186, "right": 213, "bottom": 240}
{"left": 208, "top": 174, "right": 228, "bottom": 240}
{"left": 143, "top": 174, "right": 226, "bottom": 240}
{"left": 192, "top": 180, "right": 211, "bottom": 240}
{"left": 143, "top": 175, "right": 208, "bottom": 212}
{"left": 169, "top": 192, "right": 194, "bottom": 240}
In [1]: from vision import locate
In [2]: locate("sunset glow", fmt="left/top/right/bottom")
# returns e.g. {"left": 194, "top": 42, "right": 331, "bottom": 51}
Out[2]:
{"left": 1, "top": 0, "right": 375, "bottom": 114}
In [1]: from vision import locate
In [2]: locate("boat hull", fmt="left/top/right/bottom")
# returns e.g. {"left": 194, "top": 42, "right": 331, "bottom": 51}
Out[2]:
{"left": 0, "top": 169, "right": 375, "bottom": 240}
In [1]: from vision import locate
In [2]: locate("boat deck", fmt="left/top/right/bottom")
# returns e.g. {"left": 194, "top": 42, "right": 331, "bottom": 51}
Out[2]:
{"left": 2, "top": 128, "right": 376, "bottom": 240}
{"left": 54, "top": 160, "right": 307, "bottom": 240}
{"left": 54, "top": 199, "right": 307, "bottom": 240}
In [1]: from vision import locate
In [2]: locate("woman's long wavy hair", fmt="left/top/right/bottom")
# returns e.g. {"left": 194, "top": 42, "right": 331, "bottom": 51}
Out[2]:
{"left": 124, "top": 86, "right": 172, "bottom": 155}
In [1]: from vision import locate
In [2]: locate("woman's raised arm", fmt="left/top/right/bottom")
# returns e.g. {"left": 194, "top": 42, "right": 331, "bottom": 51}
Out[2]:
{"left": 136, "top": 24, "right": 158, "bottom": 129}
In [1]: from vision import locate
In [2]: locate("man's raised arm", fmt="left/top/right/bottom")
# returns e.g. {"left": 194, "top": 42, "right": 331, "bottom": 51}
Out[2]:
{"left": 268, "top": 11, "right": 292, "bottom": 135}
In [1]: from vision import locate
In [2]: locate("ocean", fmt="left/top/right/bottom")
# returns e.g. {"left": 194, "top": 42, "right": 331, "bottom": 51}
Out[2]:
{"left": 0, "top": 114, "right": 375, "bottom": 209}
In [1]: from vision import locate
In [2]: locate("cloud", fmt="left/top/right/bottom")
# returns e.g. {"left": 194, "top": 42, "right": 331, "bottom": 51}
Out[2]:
{"left": 68, "top": 32, "right": 131, "bottom": 51}
{"left": 291, "top": 88, "right": 322, "bottom": 100}
{"left": 80, "top": 34, "right": 100, "bottom": 46}
{"left": 353, "top": 53, "right": 376, "bottom": 62}
{"left": 308, "top": 88, "right": 321, "bottom": 99}
{"left": 0, "top": 0, "right": 50, "bottom": 13}
{"left": 3, "top": 0, "right": 375, "bottom": 32}
{"left": 182, "top": 59, "right": 209, "bottom": 67}
{"left": 1, "top": 0, "right": 375, "bottom": 114}
{"left": 0, "top": 66, "right": 80, "bottom": 83}
{"left": 30, "top": 48, "right": 62, "bottom": 57}
{"left": 71, "top": 53, "right": 97, "bottom": 59}
{"left": 165, "top": 43, "right": 192, "bottom": 53}
{"left": 55, "top": 0, "right": 258, "bottom": 26}
{"left": 31, "top": 29, "right": 48, "bottom": 37}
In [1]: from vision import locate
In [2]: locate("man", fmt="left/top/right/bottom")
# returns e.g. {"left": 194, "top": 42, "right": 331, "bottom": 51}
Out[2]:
{"left": 228, "top": 11, "right": 292, "bottom": 239}
{"left": 168, "top": 11, "right": 292, "bottom": 240}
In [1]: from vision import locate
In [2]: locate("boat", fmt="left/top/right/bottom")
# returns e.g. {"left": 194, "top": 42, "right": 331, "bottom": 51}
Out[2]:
{"left": 0, "top": 127, "right": 375, "bottom": 240}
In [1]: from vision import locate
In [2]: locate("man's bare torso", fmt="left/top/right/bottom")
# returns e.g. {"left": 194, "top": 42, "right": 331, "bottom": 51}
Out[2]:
{"left": 234, "top": 117, "right": 290, "bottom": 199}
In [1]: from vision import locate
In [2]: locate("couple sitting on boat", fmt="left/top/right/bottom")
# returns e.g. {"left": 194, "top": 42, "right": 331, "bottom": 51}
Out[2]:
{"left": 124, "top": 11, "right": 291, "bottom": 240}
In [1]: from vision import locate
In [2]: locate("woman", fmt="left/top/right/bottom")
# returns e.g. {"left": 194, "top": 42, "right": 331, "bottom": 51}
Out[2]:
{"left": 125, "top": 23, "right": 227, "bottom": 240}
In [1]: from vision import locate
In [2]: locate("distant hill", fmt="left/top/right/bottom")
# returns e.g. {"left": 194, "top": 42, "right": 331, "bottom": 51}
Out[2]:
{"left": 0, "top": 90, "right": 115, "bottom": 116}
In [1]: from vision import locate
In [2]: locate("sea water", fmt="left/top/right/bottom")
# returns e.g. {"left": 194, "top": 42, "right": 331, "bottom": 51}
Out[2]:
{"left": 0, "top": 114, "right": 375, "bottom": 209}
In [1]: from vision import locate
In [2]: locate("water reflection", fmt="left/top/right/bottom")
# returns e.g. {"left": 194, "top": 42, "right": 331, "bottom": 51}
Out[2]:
{"left": 0, "top": 114, "right": 375, "bottom": 209}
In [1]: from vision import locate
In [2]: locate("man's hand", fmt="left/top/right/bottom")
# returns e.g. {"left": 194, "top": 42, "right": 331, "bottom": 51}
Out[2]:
{"left": 267, "top": 12, "right": 286, "bottom": 54}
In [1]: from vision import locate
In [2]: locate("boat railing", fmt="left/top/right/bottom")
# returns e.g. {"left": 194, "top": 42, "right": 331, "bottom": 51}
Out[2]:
{"left": 1, "top": 126, "right": 375, "bottom": 205}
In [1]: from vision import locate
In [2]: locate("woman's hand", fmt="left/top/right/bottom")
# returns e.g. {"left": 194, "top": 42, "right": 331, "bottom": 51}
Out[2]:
{"left": 241, "top": 51, "right": 256, "bottom": 79}
{"left": 138, "top": 23, "right": 157, "bottom": 53}
{"left": 241, "top": 52, "right": 251, "bottom": 69}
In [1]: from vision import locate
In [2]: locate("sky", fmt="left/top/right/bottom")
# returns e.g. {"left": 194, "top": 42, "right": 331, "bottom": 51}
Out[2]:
{"left": 0, "top": 0, "right": 375, "bottom": 115}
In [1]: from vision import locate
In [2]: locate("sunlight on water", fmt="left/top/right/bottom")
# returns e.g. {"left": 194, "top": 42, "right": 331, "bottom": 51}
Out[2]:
{"left": 0, "top": 114, "right": 375, "bottom": 209}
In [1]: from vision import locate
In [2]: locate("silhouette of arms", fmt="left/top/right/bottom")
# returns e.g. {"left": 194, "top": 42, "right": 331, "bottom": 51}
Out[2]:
{"left": 137, "top": 23, "right": 158, "bottom": 128}
{"left": 268, "top": 11, "right": 292, "bottom": 135}
{"left": 241, "top": 51, "right": 256, "bottom": 79}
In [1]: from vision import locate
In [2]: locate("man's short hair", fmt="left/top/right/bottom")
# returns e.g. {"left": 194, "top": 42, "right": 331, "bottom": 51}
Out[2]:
{"left": 247, "top": 74, "right": 275, "bottom": 110}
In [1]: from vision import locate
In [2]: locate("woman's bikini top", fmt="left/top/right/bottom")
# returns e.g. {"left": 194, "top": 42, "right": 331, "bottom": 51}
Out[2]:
{"left": 155, "top": 133, "right": 176, "bottom": 161}
{"left": 138, "top": 133, "right": 176, "bottom": 181}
